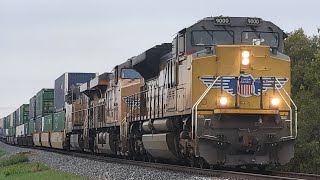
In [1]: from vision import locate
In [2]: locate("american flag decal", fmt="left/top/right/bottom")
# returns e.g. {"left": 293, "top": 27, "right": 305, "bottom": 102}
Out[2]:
{"left": 199, "top": 74, "right": 288, "bottom": 98}
{"left": 237, "top": 74, "right": 254, "bottom": 97}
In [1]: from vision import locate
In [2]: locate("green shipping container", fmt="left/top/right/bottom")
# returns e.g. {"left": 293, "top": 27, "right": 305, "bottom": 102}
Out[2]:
{"left": 19, "top": 104, "right": 29, "bottom": 125}
{"left": 35, "top": 117, "right": 42, "bottom": 133}
{"left": 24, "top": 122, "right": 29, "bottom": 135}
{"left": 53, "top": 111, "right": 65, "bottom": 132}
{"left": 14, "top": 109, "right": 19, "bottom": 126}
{"left": 4, "top": 117, "right": 8, "bottom": 129}
{"left": 28, "top": 120, "right": 34, "bottom": 135}
{"left": 9, "top": 113, "right": 15, "bottom": 128}
{"left": 9, "top": 127, "right": 16, "bottom": 137}
{"left": 43, "top": 114, "right": 53, "bottom": 132}
{"left": 36, "top": 89, "right": 54, "bottom": 118}
{"left": 7, "top": 116, "right": 10, "bottom": 128}
{"left": 14, "top": 104, "right": 29, "bottom": 126}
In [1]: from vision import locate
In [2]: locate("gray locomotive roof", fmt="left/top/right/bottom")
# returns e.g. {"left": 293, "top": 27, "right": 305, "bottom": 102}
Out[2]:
{"left": 131, "top": 43, "right": 172, "bottom": 80}
{"left": 189, "top": 16, "right": 287, "bottom": 38}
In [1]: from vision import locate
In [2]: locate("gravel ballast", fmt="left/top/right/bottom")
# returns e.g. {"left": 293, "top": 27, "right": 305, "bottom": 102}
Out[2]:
{"left": 0, "top": 142, "right": 222, "bottom": 180}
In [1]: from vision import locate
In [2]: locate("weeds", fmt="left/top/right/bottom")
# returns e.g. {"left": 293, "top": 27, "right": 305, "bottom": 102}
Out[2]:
{"left": 0, "top": 153, "right": 29, "bottom": 167}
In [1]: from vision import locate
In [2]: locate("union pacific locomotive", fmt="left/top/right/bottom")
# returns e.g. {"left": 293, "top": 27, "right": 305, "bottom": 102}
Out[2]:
{"left": 1, "top": 16, "right": 297, "bottom": 169}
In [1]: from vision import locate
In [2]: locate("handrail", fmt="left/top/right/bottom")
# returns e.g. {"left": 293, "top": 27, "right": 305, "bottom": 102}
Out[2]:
{"left": 191, "top": 76, "right": 220, "bottom": 157}
{"left": 276, "top": 88, "right": 293, "bottom": 137}
{"left": 275, "top": 78, "right": 298, "bottom": 139}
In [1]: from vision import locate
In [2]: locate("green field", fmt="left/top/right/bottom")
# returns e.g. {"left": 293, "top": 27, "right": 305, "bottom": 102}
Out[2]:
{"left": 0, "top": 149, "right": 6, "bottom": 157}
{"left": 0, "top": 150, "right": 89, "bottom": 180}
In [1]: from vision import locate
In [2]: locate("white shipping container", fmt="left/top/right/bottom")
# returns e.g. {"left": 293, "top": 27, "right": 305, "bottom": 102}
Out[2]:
{"left": 16, "top": 124, "right": 25, "bottom": 137}
{"left": 0, "top": 118, "right": 4, "bottom": 128}
{"left": 41, "top": 117, "right": 45, "bottom": 132}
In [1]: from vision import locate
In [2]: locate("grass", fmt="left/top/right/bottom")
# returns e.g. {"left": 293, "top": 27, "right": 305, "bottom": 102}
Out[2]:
{"left": 0, "top": 149, "right": 6, "bottom": 157}
{"left": 0, "top": 152, "right": 90, "bottom": 180}
{"left": 0, "top": 152, "right": 29, "bottom": 167}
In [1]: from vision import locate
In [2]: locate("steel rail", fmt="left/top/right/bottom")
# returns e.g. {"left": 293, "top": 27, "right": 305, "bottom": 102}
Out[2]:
{"left": 13, "top": 144, "right": 319, "bottom": 180}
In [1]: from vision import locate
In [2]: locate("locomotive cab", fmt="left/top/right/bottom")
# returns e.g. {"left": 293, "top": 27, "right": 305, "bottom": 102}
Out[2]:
{"left": 172, "top": 17, "right": 286, "bottom": 59}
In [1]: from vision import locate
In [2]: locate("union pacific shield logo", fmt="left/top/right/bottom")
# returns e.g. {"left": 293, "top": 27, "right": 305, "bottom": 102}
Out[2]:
{"left": 199, "top": 74, "right": 288, "bottom": 98}
{"left": 237, "top": 74, "right": 254, "bottom": 97}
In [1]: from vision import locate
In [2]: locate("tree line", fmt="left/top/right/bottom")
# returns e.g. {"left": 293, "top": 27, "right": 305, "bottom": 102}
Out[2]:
{"left": 282, "top": 29, "right": 320, "bottom": 173}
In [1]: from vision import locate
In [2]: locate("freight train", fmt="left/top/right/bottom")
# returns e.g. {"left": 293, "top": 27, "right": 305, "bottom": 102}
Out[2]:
{"left": 0, "top": 16, "right": 297, "bottom": 169}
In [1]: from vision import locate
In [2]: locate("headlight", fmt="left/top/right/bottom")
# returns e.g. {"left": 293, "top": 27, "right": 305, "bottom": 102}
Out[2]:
{"left": 219, "top": 97, "right": 228, "bottom": 105}
{"left": 242, "top": 58, "right": 250, "bottom": 65}
{"left": 241, "top": 51, "right": 250, "bottom": 58}
{"left": 241, "top": 51, "right": 250, "bottom": 65}
{"left": 271, "top": 98, "right": 280, "bottom": 106}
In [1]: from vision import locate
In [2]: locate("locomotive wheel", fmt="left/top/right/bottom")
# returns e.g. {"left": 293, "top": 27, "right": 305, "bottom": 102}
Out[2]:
{"left": 143, "top": 156, "right": 147, "bottom": 162}
{"left": 258, "top": 165, "right": 266, "bottom": 171}
{"left": 189, "top": 158, "right": 197, "bottom": 167}
{"left": 210, "top": 164, "right": 218, "bottom": 170}
{"left": 245, "top": 165, "right": 254, "bottom": 170}
{"left": 199, "top": 158, "right": 208, "bottom": 169}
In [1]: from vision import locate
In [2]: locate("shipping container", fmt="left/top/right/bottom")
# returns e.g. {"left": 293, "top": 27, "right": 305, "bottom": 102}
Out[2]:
{"left": 36, "top": 89, "right": 54, "bottom": 117}
{"left": 24, "top": 122, "right": 29, "bottom": 135}
{"left": 28, "top": 120, "right": 34, "bottom": 135}
{"left": 4, "top": 116, "right": 10, "bottom": 129}
{"left": 29, "top": 96, "right": 37, "bottom": 119}
{"left": 16, "top": 124, "right": 25, "bottom": 137}
{"left": 7, "top": 116, "right": 11, "bottom": 128}
{"left": 19, "top": 104, "right": 29, "bottom": 124}
{"left": 53, "top": 111, "right": 65, "bottom": 132}
{"left": 2, "top": 117, "right": 5, "bottom": 129}
{"left": 13, "top": 104, "right": 29, "bottom": 126}
{"left": 14, "top": 109, "right": 18, "bottom": 126}
{"left": 12, "top": 127, "right": 16, "bottom": 137}
{"left": 0, "top": 118, "right": 4, "bottom": 129}
{"left": 43, "top": 114, "right": 53, "bottom": 132}
{"left": 9, "top": 113, "right": 14, "bottom": 127}
{"left": 35, "top": 117, "right": 42, "bottom": 133}
{"left": 8, "top": 127, "right": 16, "bottom": 137}
{"left": 0, "top": 128, "right": 3, "bottom": 138}
{"left": 54, "top": 73, "right": 96, "bottom": 112}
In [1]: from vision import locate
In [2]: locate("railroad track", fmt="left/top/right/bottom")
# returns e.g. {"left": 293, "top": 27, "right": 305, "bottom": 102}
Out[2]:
{"left": 270, "top": 171, "right": 320, "bottom": 180}
{"left": 18, "top": 145, "right": 320, "bottom": 180}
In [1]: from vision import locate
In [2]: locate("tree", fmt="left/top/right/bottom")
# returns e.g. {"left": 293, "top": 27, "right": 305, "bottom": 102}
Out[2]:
{"left": 282, "top": 30, "right": 320, "bottom": 174}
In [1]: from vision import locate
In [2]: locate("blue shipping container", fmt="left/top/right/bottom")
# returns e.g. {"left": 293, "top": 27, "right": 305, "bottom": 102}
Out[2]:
{"left": 54, "top": 72, "right": 96, "bottom": 112}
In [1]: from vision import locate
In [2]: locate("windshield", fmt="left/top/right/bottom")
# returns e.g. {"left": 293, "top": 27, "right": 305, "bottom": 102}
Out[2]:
{"left": 192, "top": 30, "right": 234, "bottom": 46}
{"left": 121, "top": 69, "right": 141, "bottom": 79}
{"left": 242, "top": 32, "right": 279, "bottom": 48}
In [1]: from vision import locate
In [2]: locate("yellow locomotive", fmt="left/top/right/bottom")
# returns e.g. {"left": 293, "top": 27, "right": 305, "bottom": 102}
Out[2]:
{"left": 66, "top": 16, "right": 297, "bottom": 168}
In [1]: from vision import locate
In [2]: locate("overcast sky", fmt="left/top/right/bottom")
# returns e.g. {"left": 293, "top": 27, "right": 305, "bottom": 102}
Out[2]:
{"left": 0, "top": 0, "right": 319, "bottom": 117}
